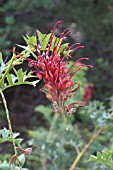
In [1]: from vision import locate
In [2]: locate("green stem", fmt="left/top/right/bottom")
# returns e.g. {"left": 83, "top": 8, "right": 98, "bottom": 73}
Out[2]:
{"left": 62, "top": 111, "right": 68, "bottom": 130}
{"left": 28, "top": 50, "right": 37, "bottom": 59}
{"left": 47, "top": 114, "right": 59, "bottom": 142}
{"left": 0, "top": 88, "right": 22, "bottom": 169}
{"left": 60, "top": 99, "right": 68, "bottom": 130}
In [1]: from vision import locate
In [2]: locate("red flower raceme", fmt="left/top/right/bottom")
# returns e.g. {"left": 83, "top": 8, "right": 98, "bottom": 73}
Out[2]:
{"left": 26, "top": 21, "right": 93, "bottom": 126}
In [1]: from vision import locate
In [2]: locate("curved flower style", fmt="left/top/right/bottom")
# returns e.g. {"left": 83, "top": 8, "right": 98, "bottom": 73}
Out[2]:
{"left": 26, "top": 21, "right": 93, "bottom": 127}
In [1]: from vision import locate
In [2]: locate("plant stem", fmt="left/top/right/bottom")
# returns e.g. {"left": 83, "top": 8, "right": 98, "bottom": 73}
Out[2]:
{"left": 69, "top": 125, "right": 108, "bottom": 170}
{"left": 0, "top": 88, "right": 22, "bottom": 169}
{"left": 62, "top": 111, "right": 68, "bottom": 130}
{"left": 61, "top": 100, "right": 68, "bottom": 130}
{"left": 41, "top": 158, "right": 47, "bottom": 170}
{"left": 47, "top": 114, "right": 59, "bottom": 142}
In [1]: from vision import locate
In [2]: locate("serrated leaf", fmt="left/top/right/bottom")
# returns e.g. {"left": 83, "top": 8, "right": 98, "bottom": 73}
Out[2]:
{"left": 1, "top": 67, "right": 40, "bottom": 91}
{"left": 0, "top": 128, "right": 23, "bottom": 146}
{"left": 0, "top": 136, "right": 23, "bottom": 145}
{"left": 21, "top": 31, "right": 72, "bottom": 59}
{"left": 89, "top": 149, "right": 113, "bottom": 169}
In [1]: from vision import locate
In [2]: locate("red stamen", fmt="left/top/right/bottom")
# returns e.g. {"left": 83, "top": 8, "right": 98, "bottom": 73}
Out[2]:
{"left": 70, "top": 65, "right": 85, "bottom": 78}
{"left": 67, "top": 58, "right": 89, "bottom": 73}
{"left": 70, "top": 45, "right": 84, "bottom": 56}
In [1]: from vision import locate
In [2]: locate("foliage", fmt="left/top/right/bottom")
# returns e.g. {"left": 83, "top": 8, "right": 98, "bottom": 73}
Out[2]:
{"left": 0, "top": 51, "right": 39, "bottom": 91}
{"left": 0, "top": 127, "right": 23, "bottom": 146}
{"left": 26, "top": 97, "right": 113, "bottom": 169}
{"left": 89, "top": 149, "right": 113, "bottom": 170}
{"left": 79, "top": 100, "right": 113, "bottom": 129}
{"left": 0, "top": 30, "right": 41, "bottom": 168}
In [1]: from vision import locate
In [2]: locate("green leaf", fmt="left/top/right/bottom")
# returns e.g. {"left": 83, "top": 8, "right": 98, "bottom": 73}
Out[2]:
{"left": 89, "top": 149, "right": 113, "bottom": 169}
{"left": 97, "top": 151, "right": 102, "bottom": 159}
{"left": 0, "top": 52, "right": 3, "bottom": 63}
{"left": 15, "top": 138, "right": 23, "bottom": 146}
{"left": 0, "top": 52, "right": 6, "bottom": 78}
{"left": 6, "top": 73, "right": 13, "bottom": 85}
{"left": 13, "top": 132, "right": 20, "bottom": 138}
{"left": 38, "top": 31, "right": 51, "bottom": 50}
{"left": 16, "top": 69, "right": 24, "bottom": 82}
{"left": 23, "top": 35, "right": 36, "bottom": 46}
{"left": 0, "top": 128, "right": 23, "bottom": 146}
{"left": 18, "top": 154, "right": 25, "bottom": 167}
{"left": 1, "top": 128, "right": 10, "bottom": 140}
{"left": 1, "top": 68, "right": 40, "bottom": 91}
{"left": 21, "top": 31, "right": 71, "bottom": 57}
{"left": 0, "top": 161, "right": 10, "bottom": 169}
{"left": 88, "top": 155, "right": 97, "bottom": 161}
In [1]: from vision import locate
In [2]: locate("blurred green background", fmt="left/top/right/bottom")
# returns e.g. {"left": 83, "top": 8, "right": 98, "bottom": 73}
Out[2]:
{"left": 0, "top": 0, "right": 113, "bottom": 169}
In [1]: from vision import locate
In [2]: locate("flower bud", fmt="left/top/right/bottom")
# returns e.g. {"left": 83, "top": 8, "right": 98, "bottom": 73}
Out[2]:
{"left": 36, "top": 73, "right": 42, "bottom": 80}
{"left": 24, "top": 147, "right": 32, "bottom": 155}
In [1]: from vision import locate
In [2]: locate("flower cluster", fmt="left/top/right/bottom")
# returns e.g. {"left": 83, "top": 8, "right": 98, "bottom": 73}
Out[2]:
{"left": 27, "top": 21, "right": 93, "bottom": 126}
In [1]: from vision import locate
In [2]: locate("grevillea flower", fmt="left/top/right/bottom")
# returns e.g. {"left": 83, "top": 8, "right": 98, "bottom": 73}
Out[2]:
{"left": 26, "top": 21, "right": 93, "bottom": 128}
